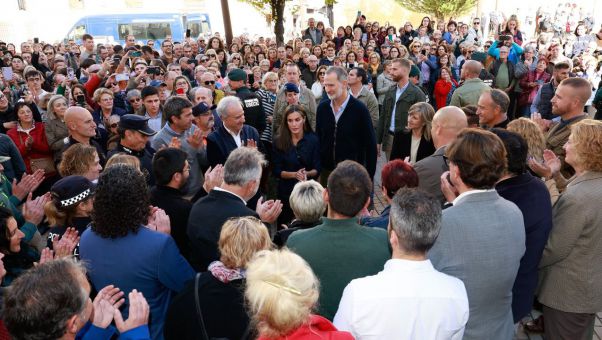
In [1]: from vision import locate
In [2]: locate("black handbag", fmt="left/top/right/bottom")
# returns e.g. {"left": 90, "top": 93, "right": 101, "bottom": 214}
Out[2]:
{"left": 194, "top": 273, "right": 251, "bottom": 340}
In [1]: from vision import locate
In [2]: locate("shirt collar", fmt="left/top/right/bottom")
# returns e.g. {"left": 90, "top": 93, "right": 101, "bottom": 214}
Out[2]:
{"left": 223, "top": 125, "right": 242, "bottom": 138}
{"left": 384, "top": 259, "right": 434, "bottom": 272}
{"left": 453, "top": 189, "right": 495, "bottom": 205}
{"left": 397, "top": 81, "right": 409, "bottom": 93}
{"left": 213, "top": 187, "right": 247, "bottom": 204}
{"left": 330, "top": 92, "right": 351, "bottom": 114}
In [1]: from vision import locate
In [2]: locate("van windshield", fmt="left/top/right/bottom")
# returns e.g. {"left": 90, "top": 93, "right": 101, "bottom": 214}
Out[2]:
{"left": 118, "top": 22, "right": 172, "bottom": 40}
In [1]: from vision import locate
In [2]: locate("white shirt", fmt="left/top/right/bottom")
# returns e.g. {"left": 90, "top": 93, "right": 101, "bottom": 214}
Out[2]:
{"left": 452, "top": 189, "right": 495, "bottom": 206}
{"left": 224, "top": 125, "right": 242, "bottom": 148}
{"left": 333, "top": 259, "right": 469, "bottom": 340}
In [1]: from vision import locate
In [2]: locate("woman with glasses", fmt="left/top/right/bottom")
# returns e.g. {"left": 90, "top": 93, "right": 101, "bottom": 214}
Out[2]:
{"left": 310, "top": 65, "right": 328, "bottom": 105}
{"left": 229, "top": 52, "right": 242, "bottom": 68}
{"left": 244, "top": 53, "right": 257, "bottom": 69}
{"left": 91, "top": 87, "right": 126, "bottom": 149}
{"left": 172, "top": 76, "right": 192, "bottom": 99}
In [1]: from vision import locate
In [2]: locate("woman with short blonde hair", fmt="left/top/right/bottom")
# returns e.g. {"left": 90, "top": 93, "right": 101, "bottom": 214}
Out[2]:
{"left": 507, "top": 118, "right": 546, "bottom": 162}
{"left": 246, "top": 249, "right": 353, "bottom": 340}
{"left": 164, "top": 216, "right": 271, "bottom": 339}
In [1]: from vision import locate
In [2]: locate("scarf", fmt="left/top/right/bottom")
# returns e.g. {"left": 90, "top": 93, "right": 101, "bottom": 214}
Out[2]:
{"left": 208, "top": 261, "right": 245, "bottom": 283}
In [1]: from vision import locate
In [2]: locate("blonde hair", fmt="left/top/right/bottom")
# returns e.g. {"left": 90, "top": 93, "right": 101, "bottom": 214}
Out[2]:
{"left": 246, "top": 249, "right": 319, "bottom": 338}
{"left": 570, "top": 119, "right": 602, "bottom": 172}
{"left": 93, "top": 87, "right": 113, "bottom": 103}
{"left": 507, "top": 118, "right": 546, "bottom": 161}
{"left": 218, "top": 216, "right": 271, "bottom": 269}
{"left": 289, "top": 180, "right": 326, "bottom": 222}
{"left": 408, "top": 102, "right": 435, "bottom": 141}
{"left": 105, "top": 154, "right": 141, "bottom": 170}
{"left": 59, "top": 144, "right": 97, "bottom": 177}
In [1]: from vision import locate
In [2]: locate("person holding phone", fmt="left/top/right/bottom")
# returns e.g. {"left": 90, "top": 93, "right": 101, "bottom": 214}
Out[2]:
{"left": 518, "top": 58, "right": 551, "bottom": 116}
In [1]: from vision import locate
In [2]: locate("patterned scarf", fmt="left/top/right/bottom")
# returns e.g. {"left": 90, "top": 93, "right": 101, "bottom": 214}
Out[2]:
{"left": 208, "top": 261, "right": 246, "bottom": 283}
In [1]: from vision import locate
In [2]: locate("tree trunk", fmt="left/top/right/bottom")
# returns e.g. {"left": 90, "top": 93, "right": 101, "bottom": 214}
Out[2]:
{"left": 273, "top": 0, "right": 285, "bottom": 45}
{"left": 326, "top": 3, "right": 334, "bottom": 29}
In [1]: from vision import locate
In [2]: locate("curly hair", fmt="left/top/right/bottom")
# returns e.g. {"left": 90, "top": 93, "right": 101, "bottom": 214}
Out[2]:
{"left": 570, "top": 119, "right": 602, "bottom": 172}
{"left": 58, "top": 144, "right": 97, "bottom": 177}
{"left": 91, "top": 164, "right": 150, "bottom": 238}
{"left": 507, "top": 118, "right": 546, "bottom": 161}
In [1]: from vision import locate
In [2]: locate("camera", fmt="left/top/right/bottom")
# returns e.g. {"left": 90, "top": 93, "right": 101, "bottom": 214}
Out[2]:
{"left": 146, "top": 66, "right": 160, "bottom": 75}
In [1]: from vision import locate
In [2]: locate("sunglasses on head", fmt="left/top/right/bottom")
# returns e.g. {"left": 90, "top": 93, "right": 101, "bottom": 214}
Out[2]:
{"left": 204, "top": 80, "right": 216, "bottom": 85}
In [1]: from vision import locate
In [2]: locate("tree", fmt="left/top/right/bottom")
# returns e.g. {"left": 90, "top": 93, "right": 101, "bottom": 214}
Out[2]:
{"left": 394, "top": 0, "right": 477, "bottom": 22}
{"left": 241, "top": 0, "right": 288, "bottom": 45}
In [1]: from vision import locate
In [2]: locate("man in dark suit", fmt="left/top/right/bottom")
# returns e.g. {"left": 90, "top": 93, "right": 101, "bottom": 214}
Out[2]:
{"left": 302, "top": 18, "right": 322, "bottom": 45}
{"left": 413, "top": 106, "right": 467, "bottom": 203}
{"left": 316, "top": 66, "right": 377, "bottom": 184}
{"left": 150, "top": 148, "right": 194, "bottom": 261}
{"left": 429, "top": 128, "right": 525, "bottom": 340}
{"left": 187, "top": 147, "right": 282, "bottom": 271}
{"left": 377, "top": 58, "right": 427, "bottom": 159}
{"left": 206, "top": 96, "right": 260, "bottom": 168}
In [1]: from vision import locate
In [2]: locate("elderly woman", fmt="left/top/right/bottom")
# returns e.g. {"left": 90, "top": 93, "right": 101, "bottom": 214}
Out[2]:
{"left": 164, "top": 216, "right": 271, "bottom": 340}
{"left": 45, "top": 95, "right": 69, "bottom": 158}
{"left": 519, "top": 59, "right": 551, "bottom": 117}
{"left": 79, "top": 165, "right": 195, "bottom": 340}
{"left": 536, "top": 119, "right": 602, "bottom": 340}
{"left": 58, "top": 143, "right": 103, "bottom": 182}
{"left": 256, "top": 72, "right": 279, "bottom": 155}
{"left": 273, "top": 105, "right": 320, "bottom": 225}
{"left": 390, "top": 102, "right": 436, "bottom": 163}
{"left": 359, "top": 159, "right": 418, "bottom": 230}
{"left": 273, "top": 180, "right": 326, "bottom": 247}
{"left": 92, "top": 87, "right": 127, "bottom": 148}
{"left": 246, "top": 249, "right": 354, "bottom": 340}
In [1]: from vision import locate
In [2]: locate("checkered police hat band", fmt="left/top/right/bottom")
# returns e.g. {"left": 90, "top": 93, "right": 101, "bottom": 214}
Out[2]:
{"left": 60, "top": 189, "right": 91, "bottom": 207}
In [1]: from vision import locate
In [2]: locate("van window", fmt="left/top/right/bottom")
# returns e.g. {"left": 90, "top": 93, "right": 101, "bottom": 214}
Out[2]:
{"left": 68, "top": 24, "right": 87, "bottom": 41}
{"left": 187, "top": 22, "right": 201, "bottom": 38}
{"left": 118, "top": 23, "right": 172, "bottom": 40}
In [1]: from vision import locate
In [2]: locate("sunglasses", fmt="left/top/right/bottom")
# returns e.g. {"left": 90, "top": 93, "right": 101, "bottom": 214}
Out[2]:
{"left": 318, "top": 72, "right": 325, "bottom": 75}
{"left": 232, "top": 57, "right": 240, "bottom": 60}
{"left": 204, "top": 80, "right": 216, "bottom": 85}
{"left": 129, "top": 98, "right": 141, "bottom": 102}
{"left": 473, "top": 22, "right": 480, "bottom": 25}
{"left": 207, "top": 54, "right": 216, "bottom": 58}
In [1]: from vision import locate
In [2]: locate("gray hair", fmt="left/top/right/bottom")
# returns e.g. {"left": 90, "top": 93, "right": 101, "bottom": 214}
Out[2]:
{"left": 488, "top": 88, "right": 510, "bottom": 113}
{"left": 326, "top": 66, "right": 348, "bottom": 82}
{"left": 289, "top": 180, "right": 326, "bottom": 222}
{"left": 389, "top": 188, "right": 442, "bottom": 254}
{"left": 223, "top": 147, "right": 266, "bottom": 186}
{"left": 126, "top": 89, "right": 141, "bottom": 100}
{"left": 46, "top": 94, "right": 68, "bottom": 120}
{"left": 216, "top": 96, "right": 242, "bottom": 119}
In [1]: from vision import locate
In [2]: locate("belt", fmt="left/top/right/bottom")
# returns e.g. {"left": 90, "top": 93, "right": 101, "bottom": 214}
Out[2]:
{"left": 388, "top": 130, "right": 395, "bottom": 136}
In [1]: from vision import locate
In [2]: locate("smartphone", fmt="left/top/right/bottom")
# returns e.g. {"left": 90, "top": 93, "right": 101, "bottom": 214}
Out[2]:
{"left": 33, "top": 37, "right": 39, "bottom": 44}
{"left": 2, "top": 67, "right": 13, "bottom": 81}
{"left": 67, "top": 67, "right": 75, "bottom": 80}
{"left": 421, "top": 49, "right": 427, "bottom": 55}
{"left": 130, "top": 51, "right": 142, "bottom": 57}
{"left": 146, "top": 66, "right": 160, "bottom": 75}
{"left": 76, "top": 94, "right": 85, "bottom": 106}
{"left": 357, "top": 10, "right": 361, "bottom": 17}
{"left": 113, "top": 55, "right": 122, "bottom": 62}
{"left": 186, "top": 29, "right": 191, "bottom": 38}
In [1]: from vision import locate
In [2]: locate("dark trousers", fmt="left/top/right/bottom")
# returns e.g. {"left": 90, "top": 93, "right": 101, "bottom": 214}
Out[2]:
{"left": 542, "top": 304, "right": 595, "bottom": 340}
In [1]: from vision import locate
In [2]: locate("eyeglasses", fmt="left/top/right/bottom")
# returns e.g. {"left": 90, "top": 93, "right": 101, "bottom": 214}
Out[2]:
{"left": 204, "top": 80, "right": 215, "bottom": 85}
{"left": 27, "top": 78, "right": 41, "bottom": 82}
{"left": 484, "top": 45, "right": 491, "bottom": 49}
{"left": 473, "top": 22, "right": 480, "bottom": 25}
{"left": 129, "top": 98, "right": 141, "bottom": 102}
{"left": 100, "top": 97, "right": 113, "bottom": 102}
{"left": 44, "top": 51, "right": 54, "bottom": 56}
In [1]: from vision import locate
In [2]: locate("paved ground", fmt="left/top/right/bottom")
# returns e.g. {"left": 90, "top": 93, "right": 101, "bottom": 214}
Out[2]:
{"left": 372, "top": 153, "right": 602, "bottom": 339}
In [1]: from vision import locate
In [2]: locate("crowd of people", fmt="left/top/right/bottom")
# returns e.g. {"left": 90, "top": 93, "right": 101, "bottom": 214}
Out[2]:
{"left": 0, "top": 6, "right": 600, "bottom": 340}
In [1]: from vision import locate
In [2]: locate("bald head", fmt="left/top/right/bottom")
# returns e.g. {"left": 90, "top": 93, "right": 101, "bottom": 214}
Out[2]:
{"left": 462, "top": 60, "right": 483, "bottom": 79}
{"left": 64, "top": 106, "right": 91, "bottom": 125}
{"left": 432, "top": 106, "right": 468, "bottom": 148}
{"left": 64, "top": 106, "right": 97, "bottom": 141}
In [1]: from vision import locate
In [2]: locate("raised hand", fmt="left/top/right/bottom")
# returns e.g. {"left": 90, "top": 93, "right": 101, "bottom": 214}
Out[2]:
{"left": 114, "top": 290, "right": 150, "bottom": 333}
{"left": 52, "top": 227, "right": 79, "bottom": 258}
{"left": 147, "top": 207, "right": 171, "bottom": 235}
{"left": 246, "top": 139, "right": 257, "bottom": 149}
{"left": 23, "top": 192, "right": 47, "bottom": 225}
{"left": 168, "top": 137, "right": 181, "bottom": 149}
{"left": 256, "top": 197, "right": 283, "bottom": 224}
{"left": 91, "top": 285, "right": 125, "bottom": 329}
{"left": 187, "top": 128, "right": 204, "bottom": 149}
{"left": 202, "top": 164, "right": 224, "bottom": 193}
{"left": 440, "top": 171, "right": 459, "bottom": 204}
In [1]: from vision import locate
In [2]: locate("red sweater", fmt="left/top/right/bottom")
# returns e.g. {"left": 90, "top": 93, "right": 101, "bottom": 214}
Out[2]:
{"left": 7, "top": 122, "right": 53, "bottom": 175}
{"left": 433, "top": 79, "right": 455, "bottom": 110}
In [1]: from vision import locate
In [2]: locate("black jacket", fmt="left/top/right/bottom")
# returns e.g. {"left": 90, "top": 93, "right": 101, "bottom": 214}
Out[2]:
{"left": 390, "top": 130, "right": 436, "bottom": 163}
{"left": 108, "top": 143, "right": 156, "bottom": 186}
{"left": 164, "top": 273, "right": 250, "bottom": 340}
{"left": 150, "top": 185, "right": 192, "bottom": 261}
{"left": 236, "top": 87, "right": 266, "bottom": 134}
{"left": 206, "top": 124, "right": 259, "bottom": 168}
{"left": 315, "top": 95, "right": 377, "bottom": 179}
{"left": 187, "top": 189, "right": 259, "bottom": 271}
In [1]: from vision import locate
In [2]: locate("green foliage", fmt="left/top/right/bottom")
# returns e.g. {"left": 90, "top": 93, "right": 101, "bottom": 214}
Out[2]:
{"left": 394, "top": 0, "right": 477, "bottom": 21}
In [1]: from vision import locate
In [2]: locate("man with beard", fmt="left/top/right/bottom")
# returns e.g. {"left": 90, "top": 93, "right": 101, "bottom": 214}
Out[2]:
{"left": 315, "top": 66, "right": 377, "bottom": 185}
{"left": 377, "top": 58, "right": 426, "bottom": 160}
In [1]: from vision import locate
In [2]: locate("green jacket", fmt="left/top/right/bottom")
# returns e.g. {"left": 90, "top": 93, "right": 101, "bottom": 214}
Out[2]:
{"left": 0, "top": 175, "right": 37, "bottom": 242}
{"left": 449, "top": 78, "right": 491, "bottom": 108}
{"left": 287, "top": 217, "right": 391, "bottom": 320}
{"left": 377, "top": 83, "right": 426, "bottom": 144}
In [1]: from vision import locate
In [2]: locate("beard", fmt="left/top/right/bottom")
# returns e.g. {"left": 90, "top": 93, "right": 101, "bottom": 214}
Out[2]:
{"left": 327, "top": 87, "right": 342, "bottom": 101}
{"left": 391, "top": 73, "right": 403, "bottom": 82}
